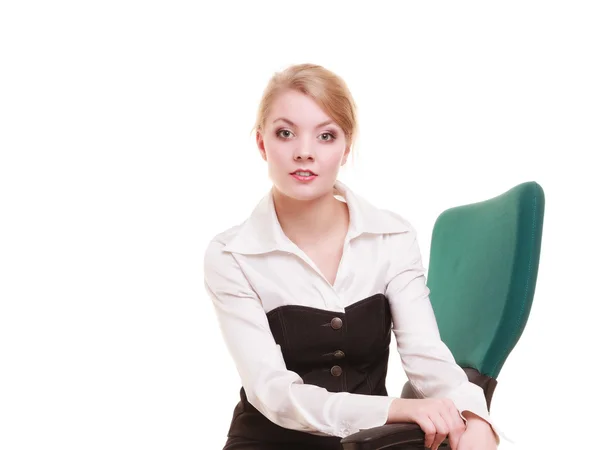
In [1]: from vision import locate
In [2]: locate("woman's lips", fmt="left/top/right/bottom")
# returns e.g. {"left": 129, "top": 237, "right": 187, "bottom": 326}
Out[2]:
{"left": 290, "top": 173, "right": 317, "bottom": 181}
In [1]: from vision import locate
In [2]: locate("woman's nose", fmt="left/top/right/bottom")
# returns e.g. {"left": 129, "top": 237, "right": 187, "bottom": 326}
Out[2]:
{"left": 293, "top": 142, "right": 314, "bottom": 160}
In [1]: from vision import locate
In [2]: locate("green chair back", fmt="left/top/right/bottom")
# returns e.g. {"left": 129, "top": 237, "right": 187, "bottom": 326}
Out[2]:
{"left": 427, "top": 182, "right": 545, "bottom": 379}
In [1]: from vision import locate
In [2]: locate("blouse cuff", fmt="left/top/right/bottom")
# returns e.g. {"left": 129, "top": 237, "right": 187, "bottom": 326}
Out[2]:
{"left": 329, "top": 393, "right": 396, "bottom": 438}
{"left": 449, "top": 382, "right": 513, "bottom": 445}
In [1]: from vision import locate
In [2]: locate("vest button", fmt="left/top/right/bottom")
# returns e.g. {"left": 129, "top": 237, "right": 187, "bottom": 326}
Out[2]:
{"left": 333, "top": 350, "right": 345, "bottom": 359}
{"left": 330, "top": 317, "right": 343, "bottom": 330}
{"left": 331, "top": 365, "right": 343, "bottom": 377}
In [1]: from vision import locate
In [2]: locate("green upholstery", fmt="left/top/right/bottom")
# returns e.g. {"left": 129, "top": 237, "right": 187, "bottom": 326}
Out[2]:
{"left": 427, "top": 181, "right": 545, "bottom": 379}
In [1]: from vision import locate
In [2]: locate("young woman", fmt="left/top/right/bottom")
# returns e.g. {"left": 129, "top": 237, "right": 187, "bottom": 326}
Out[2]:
{"left": 203, "top": 63, "right": 501, "bottom": 450}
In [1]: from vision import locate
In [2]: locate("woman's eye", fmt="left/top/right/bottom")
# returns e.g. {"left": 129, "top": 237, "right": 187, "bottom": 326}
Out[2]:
{"left": 277, "top": 129, "right": 293, "bottom": 139}
{"left": 319, "top": 132, "right": 336, "bottom": 141}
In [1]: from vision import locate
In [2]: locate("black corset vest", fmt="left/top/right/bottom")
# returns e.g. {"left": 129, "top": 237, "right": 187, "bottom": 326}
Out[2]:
{"left": 224, "top": 293, "right": 392, "bottom": 449}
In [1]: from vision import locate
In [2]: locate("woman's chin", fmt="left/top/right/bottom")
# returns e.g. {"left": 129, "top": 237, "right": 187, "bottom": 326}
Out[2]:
{"left": 275, "top": 185, "right": 333, "bottom": 203}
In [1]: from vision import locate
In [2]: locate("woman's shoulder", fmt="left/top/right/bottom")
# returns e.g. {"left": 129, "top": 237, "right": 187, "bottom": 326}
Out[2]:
{"left": 208, "top": 221, "right": 245, "bottom": 246}
{"left": 376, "top": 206, "right": 416, "bottom": 232}
{"left": 204, "top": 219, "right": 247, "bottom": 260}
{"left": 350, "top": 191, "right": 416, "bottom": 236}
{"left": 203, "top": 222, "right": 248, "bottom": 283}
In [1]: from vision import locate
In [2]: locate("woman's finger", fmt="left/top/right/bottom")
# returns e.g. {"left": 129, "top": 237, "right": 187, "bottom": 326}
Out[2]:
{"left": 429, "top": 412, "right": 449, "bottom": 450}
{"left": 441, "top": 402, "right": 466, "bottom": 449}
{"left": 418, "top": 416, "right": 437, "bottom": 449}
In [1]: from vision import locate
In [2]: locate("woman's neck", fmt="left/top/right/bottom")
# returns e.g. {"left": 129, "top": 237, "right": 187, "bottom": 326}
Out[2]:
{"left": 272, "top": 187, "right": 349, "bottom": 247}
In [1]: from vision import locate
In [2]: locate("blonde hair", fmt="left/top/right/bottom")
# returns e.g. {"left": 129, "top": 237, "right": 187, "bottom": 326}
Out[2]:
{"left": 251, "top": 63, "right": 360, "bottom": 163}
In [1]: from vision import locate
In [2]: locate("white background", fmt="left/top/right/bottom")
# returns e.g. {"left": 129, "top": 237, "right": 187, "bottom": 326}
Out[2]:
{"left": 1, "top": 1, "right": 598, "bottom": 448}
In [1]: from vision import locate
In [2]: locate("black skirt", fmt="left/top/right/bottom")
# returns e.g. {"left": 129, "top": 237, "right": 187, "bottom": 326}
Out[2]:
{"left": 223, "top": 435, "right": 341, "bottom": 450}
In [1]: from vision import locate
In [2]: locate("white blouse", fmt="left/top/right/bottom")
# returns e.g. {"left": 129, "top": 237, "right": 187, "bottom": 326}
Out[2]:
{"left": 203, "top": 179, "right": 504, "bottom": 443}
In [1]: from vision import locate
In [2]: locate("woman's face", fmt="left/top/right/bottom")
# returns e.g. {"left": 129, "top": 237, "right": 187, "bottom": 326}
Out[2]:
{"left": 257, "top": 89, "right": 350, "bottom": 202}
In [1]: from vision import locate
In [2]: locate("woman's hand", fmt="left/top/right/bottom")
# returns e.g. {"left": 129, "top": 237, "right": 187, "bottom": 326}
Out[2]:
{"left": 387, "top": 397, "right": 466, "bottom": 449}
{"left": 456, "top": 412, "right": 498, "bottom": 450}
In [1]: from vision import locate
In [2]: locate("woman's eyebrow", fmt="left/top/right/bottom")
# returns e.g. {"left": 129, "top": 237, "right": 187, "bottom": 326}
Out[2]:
{"left": 272, "top": 117, "right": 336, "bottom": 129}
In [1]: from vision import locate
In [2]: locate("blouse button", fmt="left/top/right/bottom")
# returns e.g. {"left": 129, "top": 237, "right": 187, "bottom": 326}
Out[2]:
{"left": 333, "top": 350, "right": 345, "bottom": 359}
{"left": 330, "top": 317, "right": 343, "bottom": 330}
{"left": 331, "top": 365, "right": 343, "bottom": 377}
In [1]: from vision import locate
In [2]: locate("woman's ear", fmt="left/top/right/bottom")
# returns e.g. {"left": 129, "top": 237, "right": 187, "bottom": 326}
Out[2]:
{"left": 256, "top": 131, "right": 267, "bottom": 161}
{"left": 341, "top": 145, "right": 351, "bottom": 166}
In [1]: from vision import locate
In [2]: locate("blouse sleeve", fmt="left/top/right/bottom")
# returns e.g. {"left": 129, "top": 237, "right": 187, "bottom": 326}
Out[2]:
{"left": 384, "top": 229, "right": 506, "bottom": 445}
{"left": 203, "top": 239, "right": 396, "bottom": 438}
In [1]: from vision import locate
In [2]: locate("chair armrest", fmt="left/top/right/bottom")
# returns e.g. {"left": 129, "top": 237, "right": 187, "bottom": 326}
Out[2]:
{"left": 340, "top": 423, "right": 449, "bottom": 450}
{"left": 341, "top": 368, "right": 493, "bottom": 449}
